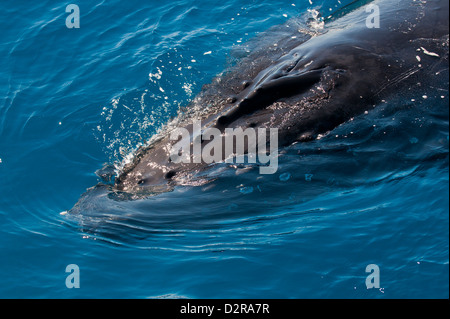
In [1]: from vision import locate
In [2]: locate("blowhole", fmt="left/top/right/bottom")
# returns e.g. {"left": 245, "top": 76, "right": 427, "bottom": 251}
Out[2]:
{"left": 217, "top": 116, "right": 228, "bottom": 126}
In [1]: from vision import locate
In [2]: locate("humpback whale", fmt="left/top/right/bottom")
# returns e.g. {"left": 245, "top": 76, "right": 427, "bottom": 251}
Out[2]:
{"left": 76, "top": 0, "right": 449, "bottom": 200}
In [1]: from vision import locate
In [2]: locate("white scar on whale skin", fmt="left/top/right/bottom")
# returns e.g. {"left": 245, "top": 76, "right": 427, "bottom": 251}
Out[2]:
{"left": 420, "top": 47, "right": 440, "bottom": 57}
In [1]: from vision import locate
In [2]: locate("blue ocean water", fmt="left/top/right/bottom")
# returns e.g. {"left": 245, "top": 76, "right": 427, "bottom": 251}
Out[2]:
{"left": 0, "top": 0, "right": 448, "bottom": 299}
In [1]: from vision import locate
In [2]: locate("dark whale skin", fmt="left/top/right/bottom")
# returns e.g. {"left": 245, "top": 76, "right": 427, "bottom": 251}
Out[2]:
{"left": 107, "top": 0, "right": 448, "bottom": 193}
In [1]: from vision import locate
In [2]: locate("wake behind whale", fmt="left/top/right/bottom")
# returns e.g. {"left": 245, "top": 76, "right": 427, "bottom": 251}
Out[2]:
{"left": 68, "top": 0, "right": 449, "bottom": 237}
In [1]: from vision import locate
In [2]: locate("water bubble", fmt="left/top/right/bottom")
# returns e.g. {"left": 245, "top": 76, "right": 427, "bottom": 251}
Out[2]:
{"left": 279, "top": 172, "right": 291, "bottom": 182}
{"left": 239, "top": 186, "right": 254, "bottom": 194}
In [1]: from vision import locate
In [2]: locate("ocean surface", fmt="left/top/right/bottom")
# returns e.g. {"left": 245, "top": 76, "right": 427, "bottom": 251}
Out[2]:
{"left": 0, "top": 0, "right": 448, "bottom": 299}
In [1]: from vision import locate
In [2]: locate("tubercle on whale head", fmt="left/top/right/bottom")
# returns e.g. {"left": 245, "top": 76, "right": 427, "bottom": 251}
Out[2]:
{"left": 115, "top": 162, "right": 174, "bottom": 191}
